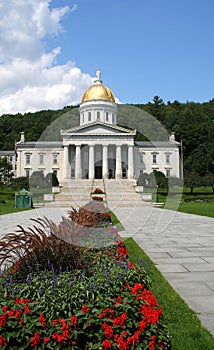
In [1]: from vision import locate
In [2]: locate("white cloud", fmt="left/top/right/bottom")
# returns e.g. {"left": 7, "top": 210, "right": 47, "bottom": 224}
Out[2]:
{"left": 0, "top": 0, "right": 93, "bottom": 115}
{"left": 0, "top": 50, "right": 93, "bottom": 114}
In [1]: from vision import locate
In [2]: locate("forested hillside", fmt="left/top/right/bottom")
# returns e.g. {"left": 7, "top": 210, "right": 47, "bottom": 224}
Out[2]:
{"left": 0, "top": 97, "right": 214, "bottom": 177}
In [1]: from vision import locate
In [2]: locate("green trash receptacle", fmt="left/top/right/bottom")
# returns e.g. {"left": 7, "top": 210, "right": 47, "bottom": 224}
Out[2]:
{"left": 15, "top": 189, "right": 32, "bottom": 208}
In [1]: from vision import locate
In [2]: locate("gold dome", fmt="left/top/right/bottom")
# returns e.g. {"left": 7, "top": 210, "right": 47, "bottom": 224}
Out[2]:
{"left": 81, "top": 70, "right": 115, "bottom": 103}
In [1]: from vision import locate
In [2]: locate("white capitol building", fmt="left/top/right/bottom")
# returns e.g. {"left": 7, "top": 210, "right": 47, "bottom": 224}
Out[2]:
{"left": 10, "top": 71, "right": 182, "bottom": 191}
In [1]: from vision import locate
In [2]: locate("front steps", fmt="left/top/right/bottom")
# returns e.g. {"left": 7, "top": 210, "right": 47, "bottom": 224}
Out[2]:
{"left": 45, "top": 179, "right": 147, "bottom": 208}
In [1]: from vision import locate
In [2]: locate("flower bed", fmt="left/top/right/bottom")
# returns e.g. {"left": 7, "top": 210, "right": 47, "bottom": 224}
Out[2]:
{"left": 0, "top": 205, "right": 171, "bottom": 349}
{"left": 92, "top": 196, "right": 104, "bottom": 201}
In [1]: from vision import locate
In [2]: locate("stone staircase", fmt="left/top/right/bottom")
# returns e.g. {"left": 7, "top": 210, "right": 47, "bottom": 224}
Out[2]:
{"left": 52, "top": 179, "right": 93, "bottom": 207}
{"left": 44, "top": 179, "right": 145, "bottom": 208}
{"left": 104, "top": 179, "right": 143, "bottom": 206}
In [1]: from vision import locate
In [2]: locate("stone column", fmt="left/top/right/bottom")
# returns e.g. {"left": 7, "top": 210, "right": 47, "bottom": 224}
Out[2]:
{"left": 128, "top": 145, "right": 134, "bottom": 179}
{"left": 102, "top": 145, "right": 108, "bottom": 179}
{"left": 88, "top": 145, "right": 95, "bottom": 180}
{"left": 75, "top": 145, "right": 82, "bottom": 179}
{"left": 63, "top": 145, "right": 69, "bottom": 179}
{"left": 115, "top": 145, "right": 122, "bottom": 179}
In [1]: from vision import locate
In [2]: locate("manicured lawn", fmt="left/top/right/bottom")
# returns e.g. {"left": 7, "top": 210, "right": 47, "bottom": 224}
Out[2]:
{"left": 157, "top": 190, "right": 214, "bottom": 218}
{"left": 109, "top": 210, "right": 125, "bottom": 231}
{"left": 125, "top": 237, "right": 214, "bottom": 350}
{"left": 0, "top": 188, "right": 32, "bottom": 215}
{"left": 177, "top": 201, "right": 214, "bottom": 217}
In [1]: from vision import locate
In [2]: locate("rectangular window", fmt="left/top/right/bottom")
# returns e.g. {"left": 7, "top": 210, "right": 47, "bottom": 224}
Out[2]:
{"left": 53, "top": 154, "right": 58, "bottom": 164}
{"left": 39, "top": 154, "right": 44, "bottom": 164}
{"left": 166, "top": 154, "right": 170, "bottom": 164}
{"left": 140, "top": 153, "right": 144, "bottom": 164}
{"left": 88, "top": 112, "right": 91, "bottom": 121}
{"left": 97, "top": 111, "right": 100, "bottom": 120}
{"left": 26, "top": 169, "right": 30, "bottom": 177}
{"left": 152, "top": 154, "right": 157, "bottom": 164}
{"left": 166, "top": 169, "right": 170, "bottom": 178}
{"left": 106, "top": 112, "right": 109, "bottom": 122}
{"left": 26, "top": 154, "right": 31, "bottom": 164}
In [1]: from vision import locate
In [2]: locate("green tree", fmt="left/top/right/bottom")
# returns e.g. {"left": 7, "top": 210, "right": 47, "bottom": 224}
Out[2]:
{"left": 10, "top": 177, "right": 29, "bottom": 190}
{"left": 45, "top": 172, "right": 59, "bottom": 187}
{"left": 202, "top": 173, "right": 214, "bottom": 193}
{"left": 0, "top": 157, "right": 13, "bottom": 183}
{"left": 29, "top": 171, "right": 46, "bottom": 189}
{"left": 184, "top": 171, "right": 202, "bottom": 194}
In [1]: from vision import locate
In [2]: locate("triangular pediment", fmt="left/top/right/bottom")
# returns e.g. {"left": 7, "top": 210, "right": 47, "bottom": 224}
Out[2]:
{"left": 61, "top": 122, "right": 136, "bottom": 136}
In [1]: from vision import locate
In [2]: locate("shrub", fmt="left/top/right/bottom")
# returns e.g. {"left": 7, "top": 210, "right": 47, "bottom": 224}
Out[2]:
{"left": 0, "top": 217, "right": 91, "bottom": 281}
{"left": 68, "top": 206, "right": 100, "bottom": 228}
{"left": 9, "top": 177, "right": 29, "bottom": 190}
{"left": 92, "top": 196, "right": 103, "bottom": 201}
{"left": 92, "top": 188, "right": 104, "bottom": 194}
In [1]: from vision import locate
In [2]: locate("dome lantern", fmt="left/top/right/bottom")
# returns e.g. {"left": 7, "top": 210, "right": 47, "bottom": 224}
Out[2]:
{"left": 79, "top": 70, "right": 117, "bottom": 126}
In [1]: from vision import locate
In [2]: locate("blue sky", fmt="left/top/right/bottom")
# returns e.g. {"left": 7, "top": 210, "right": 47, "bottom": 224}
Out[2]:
{"left": 50, "top": 0, "right": 214, "bottom": 104}
{"left": 0, "top": 0, "right": 214, "bottom": 114}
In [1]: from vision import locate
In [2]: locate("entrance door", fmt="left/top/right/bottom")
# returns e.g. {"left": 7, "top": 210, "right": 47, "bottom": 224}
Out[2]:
{"left": 95, "top": 166, "right": 102, "bottom": 179}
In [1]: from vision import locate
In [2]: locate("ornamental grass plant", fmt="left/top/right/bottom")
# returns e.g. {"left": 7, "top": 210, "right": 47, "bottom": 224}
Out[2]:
{"left": 0, "top": 202, "right": 171, "bottom": 349}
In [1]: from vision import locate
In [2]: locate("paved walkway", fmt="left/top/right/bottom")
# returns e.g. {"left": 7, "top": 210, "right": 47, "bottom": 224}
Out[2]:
{"left": 1, "top": 205, "right": 214, "bottom": 336}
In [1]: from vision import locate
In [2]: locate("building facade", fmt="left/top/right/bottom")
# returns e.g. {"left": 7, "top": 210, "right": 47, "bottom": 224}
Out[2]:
{"left": 1, "top": 71, "right": 182, "bottom": 182}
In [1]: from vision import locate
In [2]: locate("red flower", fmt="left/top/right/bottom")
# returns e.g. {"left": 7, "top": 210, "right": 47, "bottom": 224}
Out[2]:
{"left": 39, "top": 313, "right": 46, "bottom": 328}
{"left": 15, "top": 310, "right": 22, "bottom": 318}
{"left": 81, "top": 305, "right": 90, "bottom": 312}
{"left": 99, "top": 308, "right": 115, "bottom": 319}
{"left": 52, "top": 330, "right": 69, "bottom": 345}
{"left": 0, "top": 314, "right": 7, "bottom": 327}
{"left": 130, "top": 283, "right": 144, "bottom": 294}
{"left": 24, "top": 305, "right": 30, "bottom": 314}
{"left": 128, "top": 261, "right": 135, "bottom": 269}
{"left": 30, "top": 332, "right": 40, "bottom": 347}
{"left": 7, "top": 309, "right": 16, "bottom": 317}
{"left": 2, "top": 305, "right": 8, "bottom": 312}
{"left": 138, "top": 319, "right": 146, "bottom": 332}
{"left": 112, "top": 312, "right": 127, "bottom": 326}
{"left": 15, "top": 297, "right": 29, "bottom": 304}
{"left": 51, "top": 319, "right": 58, "bottom": 325}
{"left": 19, "top": 319, "right": 24, "bottom": 325}
{"left": 102, "top": 322, "right": 113, "bottom": 339}
{"left": 0, "top": 335, "right": 7, "bottom": 346}
{"left": 44, "top": 337, "right": 51, "bottom": 344}
{"left": 102, "top": 339, "right": 112, "bottom": 349}
{"left": 127, "top": 330, "right": 140, "bottom": 346}
{"left": 149, "top": 335, "right": 156, "bottom": 350}
{"left": 70, "top": 315, "right": 78, "bottom": 329}
{"left": 116, "top": 335, "right": 127, "bottom": 350}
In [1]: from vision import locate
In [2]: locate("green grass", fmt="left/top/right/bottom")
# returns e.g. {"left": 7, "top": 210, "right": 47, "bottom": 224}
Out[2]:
{"left": 125, "top": 237, "right": 214, "bottom": 350}
{"left": 0, "top": 188, "right": 32, "bottom": 215}
{"left": 109, "top": 210, "right": 125, "bottom": 231}
{"left": 156, "top": 190, "right": 214, "bottom": 218}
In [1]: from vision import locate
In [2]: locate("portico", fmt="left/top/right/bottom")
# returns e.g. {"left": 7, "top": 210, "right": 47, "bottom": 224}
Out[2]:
{"left": 61, "top": 123, "right": 136, "bottom": 180}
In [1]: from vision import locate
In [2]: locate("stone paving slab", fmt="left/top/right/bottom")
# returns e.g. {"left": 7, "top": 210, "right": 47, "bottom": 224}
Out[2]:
{"left": 112, "top": 205, "right": 214, "bottom": 337}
